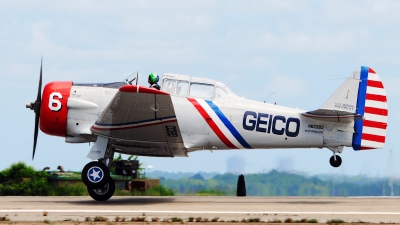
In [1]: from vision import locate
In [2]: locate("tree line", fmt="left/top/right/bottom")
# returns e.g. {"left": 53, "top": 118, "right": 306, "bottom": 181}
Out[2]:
{"left": 1, "top": 162, "right": 398, "bottom": 196}
{"left": 157, "top": 170, "right": 400, "bottom": 196}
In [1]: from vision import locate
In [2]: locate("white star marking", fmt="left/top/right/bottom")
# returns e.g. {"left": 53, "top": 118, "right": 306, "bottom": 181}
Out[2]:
{"left": 89, "top": 169, "right": 101, "bottom": 181}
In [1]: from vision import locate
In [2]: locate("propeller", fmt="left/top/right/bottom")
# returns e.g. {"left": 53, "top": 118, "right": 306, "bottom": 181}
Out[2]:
{"left": 25, "top": 58, "right": 43, "bottom": 160}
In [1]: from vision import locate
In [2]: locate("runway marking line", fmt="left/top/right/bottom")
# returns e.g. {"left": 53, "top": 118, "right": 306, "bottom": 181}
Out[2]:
{"left": 0, "top": 210, "right": 400, "bottom": 215}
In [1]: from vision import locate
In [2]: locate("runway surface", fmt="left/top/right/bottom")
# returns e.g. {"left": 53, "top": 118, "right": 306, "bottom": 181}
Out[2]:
{"left": 0, "top": 196, "right": 400, "bottom": 223}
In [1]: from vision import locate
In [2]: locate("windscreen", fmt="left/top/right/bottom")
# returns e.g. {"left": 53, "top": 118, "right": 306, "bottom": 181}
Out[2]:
{"left": 163, "top": 79, "right": 176, "bottom": 95}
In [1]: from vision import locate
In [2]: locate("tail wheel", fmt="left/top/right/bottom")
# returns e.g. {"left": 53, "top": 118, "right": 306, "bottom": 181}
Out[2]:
{"left": 82, "top": 161, "right": 110, "bottom": 189}
{"left": 88, "top": 177, "right": 115, "bottom": 201}
{"left": 329, "top": 155, "right": 342, "bottom": 168}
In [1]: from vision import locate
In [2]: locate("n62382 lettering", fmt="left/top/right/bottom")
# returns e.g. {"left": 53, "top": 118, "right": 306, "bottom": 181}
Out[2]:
{"left": 242, "top": 111, "right": 300, "bottom": 137}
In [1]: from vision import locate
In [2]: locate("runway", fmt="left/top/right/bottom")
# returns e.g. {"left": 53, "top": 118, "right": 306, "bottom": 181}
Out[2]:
{"left": 1, "top": 196, "right": 400, "bottom": 223}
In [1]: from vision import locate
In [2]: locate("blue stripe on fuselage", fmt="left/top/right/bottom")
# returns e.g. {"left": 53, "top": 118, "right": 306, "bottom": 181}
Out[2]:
{"left": 205, "top": 100, "right": 252, "bottom": 149}
{"left": 352, "top": 66, "right": 369, "bottom": 150}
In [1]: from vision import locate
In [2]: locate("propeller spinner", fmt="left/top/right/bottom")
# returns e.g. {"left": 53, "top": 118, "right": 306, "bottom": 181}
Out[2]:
{"left": 26, "top": 58, "right": 42, "bottom": 160}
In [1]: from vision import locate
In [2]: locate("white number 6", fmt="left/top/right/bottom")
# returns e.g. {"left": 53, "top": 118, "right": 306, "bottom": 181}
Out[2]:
{"left": 49, "top": 92, "right": 63, "bottom": 111}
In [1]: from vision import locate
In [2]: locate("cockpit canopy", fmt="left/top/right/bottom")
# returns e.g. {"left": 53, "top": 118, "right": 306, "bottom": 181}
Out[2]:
{"left": 161, "top": 73, "right": 233, "bottom": 99}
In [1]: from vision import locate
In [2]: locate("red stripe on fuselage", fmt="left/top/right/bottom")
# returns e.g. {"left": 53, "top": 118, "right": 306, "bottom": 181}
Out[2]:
{"left": 187, "top": 98, "right": 237, "bottom": 149}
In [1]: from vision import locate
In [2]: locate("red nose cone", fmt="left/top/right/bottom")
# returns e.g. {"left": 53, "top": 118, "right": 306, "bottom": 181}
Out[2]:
{"left": 40, "top": 82, "right": 72, "bottom": 137}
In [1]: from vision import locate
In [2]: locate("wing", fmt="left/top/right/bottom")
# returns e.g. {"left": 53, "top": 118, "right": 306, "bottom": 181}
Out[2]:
{"left": 91, "top": 85, "right": 186, "bottom": 157}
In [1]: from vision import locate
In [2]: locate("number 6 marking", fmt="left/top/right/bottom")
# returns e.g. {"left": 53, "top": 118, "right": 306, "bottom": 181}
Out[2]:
{"left": 49, "top": 92, "right": 63, "bottom": 111}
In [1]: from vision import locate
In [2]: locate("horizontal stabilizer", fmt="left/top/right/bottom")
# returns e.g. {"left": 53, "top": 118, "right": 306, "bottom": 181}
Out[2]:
{"left": 303, "top": 109, "right": 362, "bottom": 123}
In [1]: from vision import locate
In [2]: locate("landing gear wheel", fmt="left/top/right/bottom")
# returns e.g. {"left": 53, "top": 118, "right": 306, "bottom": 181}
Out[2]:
{"left": 88, "top": 177, "right": 115, "bottom": 201}
{"left": 82, "top": 161, "right": 110, "bottom": 189}
{"left": 329, "top": 155, "right": 342, "bottom": 168}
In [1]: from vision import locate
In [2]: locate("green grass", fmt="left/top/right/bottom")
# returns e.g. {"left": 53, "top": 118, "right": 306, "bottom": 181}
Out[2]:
{"left": 327, "top": 218, "right": 345, "bottom": 223}
{"left": 248, "top": 218, "right": 261, "bottom": 222}
{"left": 93, "top": 216, "right": 108, "bottom": 221}
{"left": 197, "top": 189, "right": 226, "bottom": 196}
{"left": 171, "top": 217, "right": 183, "bottom": 222}
{"left": 43, "top": 219, "right": 55, "bottom": 224}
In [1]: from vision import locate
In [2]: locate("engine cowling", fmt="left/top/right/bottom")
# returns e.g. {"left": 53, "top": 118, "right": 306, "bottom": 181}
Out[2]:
{"left": 40, "top": 81, "right": 73, "bottom": 137}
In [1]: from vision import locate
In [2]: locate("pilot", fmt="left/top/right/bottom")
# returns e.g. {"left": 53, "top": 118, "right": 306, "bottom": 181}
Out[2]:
{"left": 148, "top": 73, "right": 161, "bottom": 90}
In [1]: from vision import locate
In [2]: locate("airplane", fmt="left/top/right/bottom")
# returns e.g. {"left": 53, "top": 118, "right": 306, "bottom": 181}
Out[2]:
{"left": 26, "top": 61, "right": 388, "bottom": 201}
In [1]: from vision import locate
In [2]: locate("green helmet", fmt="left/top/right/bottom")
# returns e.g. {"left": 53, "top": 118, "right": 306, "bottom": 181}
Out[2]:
{"left": 148, "top": 73, "right": 159, "bottom": 84}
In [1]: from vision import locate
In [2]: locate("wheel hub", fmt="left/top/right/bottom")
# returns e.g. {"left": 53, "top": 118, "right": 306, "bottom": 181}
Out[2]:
{"left": 93, "top": 183, "right": 110, "bottom": 195}
{"left": 87, "top": 167, "right": 104, "bottom": 183}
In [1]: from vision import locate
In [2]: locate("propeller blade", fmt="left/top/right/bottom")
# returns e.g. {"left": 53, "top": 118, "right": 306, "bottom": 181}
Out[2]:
{"left": 36, "top": 57, "right": 42, "bottom": 103}
{"left": 33, "top": 112, "right": 40, "bottom": 160}
{"left": 32, "top": 57, "right": 43, "bottom": 160}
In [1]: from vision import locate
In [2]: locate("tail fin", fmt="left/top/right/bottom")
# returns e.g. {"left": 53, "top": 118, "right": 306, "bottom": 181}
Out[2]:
{"left": 303, "top": 67, "right": 388, "bottom": 150}
{"left": 352, "top": 67, "right": 388, "bottom": 150}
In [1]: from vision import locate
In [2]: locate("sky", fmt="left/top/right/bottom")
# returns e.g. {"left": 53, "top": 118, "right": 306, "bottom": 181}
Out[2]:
{"left": 1, "top": 0, "right": 400, "bottom": 177}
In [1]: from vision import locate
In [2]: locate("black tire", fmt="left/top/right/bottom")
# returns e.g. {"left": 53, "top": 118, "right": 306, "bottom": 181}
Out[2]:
{"left": 329, "top": 155, "right": 342, "bottom": 167}
{"left": 88, "top": 177, "right": 115, "bottom": 201}
{"left": 81, "top": 161, "right": 110, "bottom": 188}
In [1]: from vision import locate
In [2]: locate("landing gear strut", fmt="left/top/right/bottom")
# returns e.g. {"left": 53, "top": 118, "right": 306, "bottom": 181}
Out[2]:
{"left": 329, "top": 155, "right": 342, "bottom": 167}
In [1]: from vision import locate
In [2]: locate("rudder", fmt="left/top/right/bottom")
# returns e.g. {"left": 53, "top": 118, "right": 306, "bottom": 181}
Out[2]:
{"left": 352, "top": 67, "right": 388, "bottom": 150}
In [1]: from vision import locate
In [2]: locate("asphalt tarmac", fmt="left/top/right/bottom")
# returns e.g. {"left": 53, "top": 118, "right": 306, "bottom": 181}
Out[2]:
{"left": 0, "top": 196, "right": 399, "bottom": 223}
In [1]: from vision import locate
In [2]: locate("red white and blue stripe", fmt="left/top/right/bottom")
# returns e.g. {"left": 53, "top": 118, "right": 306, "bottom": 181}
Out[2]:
{"left": 187, "top": 97, "right": 252, "bottom": 149}
{"left": 92, "top": 116, "right": 177, "bottom": 131}
{"left": 353, "top": 67, "right": 388, "bottom": 150}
